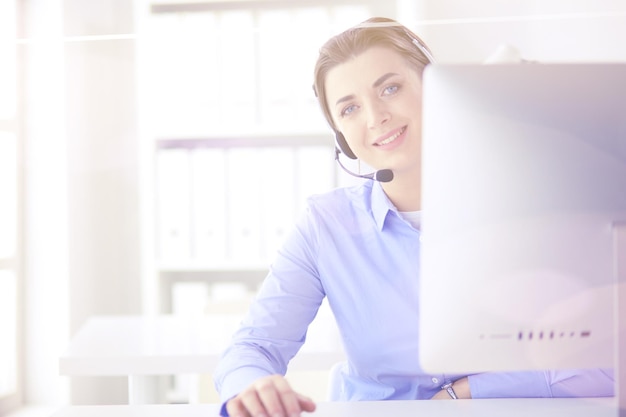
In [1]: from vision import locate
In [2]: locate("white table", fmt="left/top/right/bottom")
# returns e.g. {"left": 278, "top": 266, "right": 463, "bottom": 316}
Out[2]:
{"left": 59, "top": 313, "right": 345, "bottom": 404}
{"left": 49, "top": 398, "right": 621, "bottom": 417}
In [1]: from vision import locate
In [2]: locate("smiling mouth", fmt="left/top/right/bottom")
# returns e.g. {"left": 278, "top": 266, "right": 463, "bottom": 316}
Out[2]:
{"left": 376, "top": 127, "right": 406, "bottom": 146}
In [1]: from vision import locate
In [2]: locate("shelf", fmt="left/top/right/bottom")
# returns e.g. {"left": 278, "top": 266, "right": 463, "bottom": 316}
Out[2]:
{"left": 155, "top": 131, "right": 332, "bottom": 149}
{"left": 157, "top": 262, "right": 268, "bottom": 273}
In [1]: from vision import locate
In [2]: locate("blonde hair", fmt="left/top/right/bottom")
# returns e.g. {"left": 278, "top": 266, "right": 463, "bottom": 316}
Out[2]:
{"left": 313, "top": 17, "right": 434, "bottom": 132}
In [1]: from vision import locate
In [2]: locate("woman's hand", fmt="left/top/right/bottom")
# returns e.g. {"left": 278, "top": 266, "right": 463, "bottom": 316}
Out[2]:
{"left": 430, "top": 377, "right": 472, "bottom": 400}
{"left": 225, "top": 374, "right": 317, "bottom": 417}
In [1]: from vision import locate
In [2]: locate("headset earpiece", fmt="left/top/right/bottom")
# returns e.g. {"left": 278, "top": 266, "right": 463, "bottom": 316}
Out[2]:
{"left": 335, "top": 132, "right": 357, "bottom": 160}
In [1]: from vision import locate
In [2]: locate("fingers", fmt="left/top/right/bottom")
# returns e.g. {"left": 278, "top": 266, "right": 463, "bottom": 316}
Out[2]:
{"left": 242, "top": 377, "right": 287, "bottom": 417}
{"left": 225, "top": 395, "right": 251, "bottom": 417}
{"left": 225, "top": 375, "right": 316, "bottom": 417}
{"left": 295, "top": 393, "right": 317, "bottom": 412}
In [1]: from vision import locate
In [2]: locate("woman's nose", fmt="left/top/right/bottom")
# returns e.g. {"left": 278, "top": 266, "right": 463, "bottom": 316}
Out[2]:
{"left": 366, "top": 101, "right": 390, "bottom": 129}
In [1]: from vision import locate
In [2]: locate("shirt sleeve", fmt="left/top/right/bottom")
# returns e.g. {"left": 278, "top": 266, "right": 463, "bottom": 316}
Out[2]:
{"left": 468, "top": 369, "right": 614, "bottom": 398}
{"left": 213, "top": 205, "right": 326, "bottom": 408}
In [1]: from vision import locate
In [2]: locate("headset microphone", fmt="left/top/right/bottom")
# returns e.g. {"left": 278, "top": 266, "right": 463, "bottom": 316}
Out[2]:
{"left": 334, "top": 148, "right": 394, "bottom": 183}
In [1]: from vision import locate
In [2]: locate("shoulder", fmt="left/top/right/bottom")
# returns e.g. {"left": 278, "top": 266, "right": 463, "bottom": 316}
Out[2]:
{"left": 305, "top": 181, "right": 373, "bottom": 218}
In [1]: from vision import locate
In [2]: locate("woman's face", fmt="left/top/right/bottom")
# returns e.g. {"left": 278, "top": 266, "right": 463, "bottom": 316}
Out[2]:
{"left": 325, "top": 46, "right": 423, "bottom": 179}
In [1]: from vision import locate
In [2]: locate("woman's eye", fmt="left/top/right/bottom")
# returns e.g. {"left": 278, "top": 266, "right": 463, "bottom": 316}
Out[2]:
{"left": 383, "top": 85, "right": 399, "bottom": 96}
{"left": 341, "top": 104, "right": 357, "bottom": 117}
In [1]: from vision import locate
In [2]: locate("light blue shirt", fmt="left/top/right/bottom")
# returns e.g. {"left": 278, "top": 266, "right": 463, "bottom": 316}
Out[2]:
{"left": 213, "top": 180, "right": 613, "bottom": 409}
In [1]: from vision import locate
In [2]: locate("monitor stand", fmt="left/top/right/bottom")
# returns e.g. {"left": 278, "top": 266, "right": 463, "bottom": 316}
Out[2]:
{"left": 615, "top": 223, "right": 625, "bottom": 417}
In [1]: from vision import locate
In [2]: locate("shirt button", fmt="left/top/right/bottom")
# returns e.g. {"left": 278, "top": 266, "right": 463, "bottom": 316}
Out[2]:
{"left": 432, "top": 377, "right": 439, "bottom": 384}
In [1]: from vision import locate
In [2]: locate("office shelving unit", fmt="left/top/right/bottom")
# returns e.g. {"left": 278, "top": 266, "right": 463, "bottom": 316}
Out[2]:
{"left": 152, "top": 134, "right": 338, "bottom": 313}
{"left": 139, "top": 3, "right": 379, "bottom": 313}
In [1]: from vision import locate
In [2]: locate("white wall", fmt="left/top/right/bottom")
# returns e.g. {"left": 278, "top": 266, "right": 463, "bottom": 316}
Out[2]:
{"left": 398, "top": 0, "right": 626, "bottom": 63}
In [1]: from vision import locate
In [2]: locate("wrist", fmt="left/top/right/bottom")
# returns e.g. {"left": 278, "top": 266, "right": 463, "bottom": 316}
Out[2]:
{"left": 441, "top": 381, "right": 458, "bottom": 399}
{"left": 441, "top": 377, "right": 471, "bottom": 400}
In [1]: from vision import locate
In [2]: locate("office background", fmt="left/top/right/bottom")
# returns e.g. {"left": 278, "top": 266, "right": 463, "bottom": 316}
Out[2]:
{"left": 1, "top": 0, "right": 625, "bottom": 415}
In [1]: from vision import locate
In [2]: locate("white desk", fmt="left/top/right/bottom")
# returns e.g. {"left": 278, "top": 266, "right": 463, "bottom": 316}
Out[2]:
{"left": 49, "top": 398, "right": 620, "bottom": 417}
{"left": 59, "top": 314, "right": 345, "bottom": 404}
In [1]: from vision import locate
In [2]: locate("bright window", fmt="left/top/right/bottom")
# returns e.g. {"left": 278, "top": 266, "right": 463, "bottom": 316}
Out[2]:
{"left": 0, "top": 0, "right": 19, "bottom": 411}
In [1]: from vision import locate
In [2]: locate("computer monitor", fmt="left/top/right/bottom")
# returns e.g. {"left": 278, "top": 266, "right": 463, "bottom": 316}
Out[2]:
{"left": 419, "top": 63, "right": 626, "bottom": 408}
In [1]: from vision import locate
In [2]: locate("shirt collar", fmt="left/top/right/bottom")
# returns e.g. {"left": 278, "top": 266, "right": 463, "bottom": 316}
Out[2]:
{"left": 371, "top": 181, "right": 396, "bottom": 231}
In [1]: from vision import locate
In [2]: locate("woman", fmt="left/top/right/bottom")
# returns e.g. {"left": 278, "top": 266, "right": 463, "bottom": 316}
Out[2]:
{"left": 214, "top": 17, "right": 614, "bottom": 417}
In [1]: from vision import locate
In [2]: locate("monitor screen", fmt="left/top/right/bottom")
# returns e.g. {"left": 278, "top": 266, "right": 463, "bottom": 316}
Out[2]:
{"left": 419, "top": 63, "right": 626, "bottom": 376}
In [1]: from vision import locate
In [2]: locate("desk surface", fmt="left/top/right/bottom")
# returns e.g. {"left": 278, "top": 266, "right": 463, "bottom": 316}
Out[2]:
{"left": 59, "top": 314, "right": 344, "bottom": 376}
{"left": 50, "top": 398, "right": 619, "bottom": 417}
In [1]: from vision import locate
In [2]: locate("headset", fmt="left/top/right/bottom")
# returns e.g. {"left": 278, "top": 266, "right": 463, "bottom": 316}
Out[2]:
{"left": 331, "top": 29, "right": 435, "bottom": 183}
